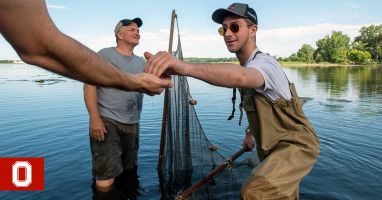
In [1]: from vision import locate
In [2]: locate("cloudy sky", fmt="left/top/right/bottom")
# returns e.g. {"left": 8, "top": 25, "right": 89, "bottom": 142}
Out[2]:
{"left": 1, "top": 0, "right": 381, "bottom": 60}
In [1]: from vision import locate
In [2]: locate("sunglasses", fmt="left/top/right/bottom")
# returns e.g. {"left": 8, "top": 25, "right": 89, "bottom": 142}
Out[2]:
{"left": 218, "top": 23, "right": 254, "bottom": 36}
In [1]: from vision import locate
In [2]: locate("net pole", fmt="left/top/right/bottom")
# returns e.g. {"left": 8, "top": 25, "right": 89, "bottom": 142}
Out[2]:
{"left": 168, "top": 9, "right": 176, "bottom": 53}
{"left": 178, "top": 148, "right": 247, "bottom": 199}
{"left": 157, "top": 9, "right": 177, "bottom": 173}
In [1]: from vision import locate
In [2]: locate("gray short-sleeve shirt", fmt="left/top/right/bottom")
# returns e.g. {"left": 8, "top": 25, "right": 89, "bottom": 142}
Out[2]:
{"left": 97, "top": 47, "right": 145, "bottom": 124}
{"left": 245, "top": 48, "right": 292, "bottom": 101}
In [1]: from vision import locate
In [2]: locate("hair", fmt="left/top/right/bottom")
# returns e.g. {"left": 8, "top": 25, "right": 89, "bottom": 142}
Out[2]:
{"left": 115, "top": 27, "right": 122, "bottom": 43}
{"left": 245, "top": 18, "right": 257, "bottom": 43}
{"left": 244, "top": 18, "right": 255, "bottom": 26}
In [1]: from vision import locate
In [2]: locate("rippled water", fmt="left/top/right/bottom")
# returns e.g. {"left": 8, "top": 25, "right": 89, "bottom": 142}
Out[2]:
{"left": 0, "top": 64, "right": 381, "bottom": 199}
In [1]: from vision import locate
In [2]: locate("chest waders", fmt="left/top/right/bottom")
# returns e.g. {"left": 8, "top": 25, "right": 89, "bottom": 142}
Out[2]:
{"left": 239, "top": 53, "right": 320, "bottom": 200}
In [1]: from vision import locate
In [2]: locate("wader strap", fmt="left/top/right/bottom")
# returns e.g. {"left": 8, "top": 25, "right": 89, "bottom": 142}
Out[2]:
{"left": 227, "top": 88, "right": 236, "bottom": 120}
{"left": 243, "top": 91, "right": 265, "bottom": 160}
{"left": 228, "top": 50, "right": 263, "bottom": 126}
{"left": 239, "top": 88, "right": 244, "bottom": 126}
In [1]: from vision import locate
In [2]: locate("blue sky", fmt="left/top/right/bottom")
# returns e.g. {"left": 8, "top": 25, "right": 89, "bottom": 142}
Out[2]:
{"left": 1, "top": 0, "right": 381, "bottom": 60}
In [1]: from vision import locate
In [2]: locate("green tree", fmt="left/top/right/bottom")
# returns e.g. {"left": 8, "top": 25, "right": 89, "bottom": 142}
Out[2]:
{"left": 314, "top": 31, "right": 351, "bottom": 63}
{"left": 288, "top": 53, "right": 299, "bottom": 62}
{"left": 297, "top": 44, "right": 315, "bottom": 63}
{"left": 351, "top": 40, "right": 366, "bottom": 51}
{"left": 0, "top": 60, "right": 14, "bottom": 63}
{"left": 354, "top": 24, "right": 382, "bottom": 62}
{"left": 347, "top": 50, "right": 371, "bottom": 64}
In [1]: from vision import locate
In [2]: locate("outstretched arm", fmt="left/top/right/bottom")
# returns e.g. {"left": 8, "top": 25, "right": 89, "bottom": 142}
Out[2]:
{"left": 0, "top": 0, "right": 171, "bottom": 94}
{"left": 144, "top": 51, "right": 264, "bottom": 89}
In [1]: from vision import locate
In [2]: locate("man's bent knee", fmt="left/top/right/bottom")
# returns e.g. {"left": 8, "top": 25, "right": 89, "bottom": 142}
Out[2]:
{"left": 240, "top": 175, "right": 294, "bottom": 200}
{"left": 240, "top": 176, "right": 265, "bottom": 200}
{"left": 95, "top": 178, "right": 114, "bottom": 192}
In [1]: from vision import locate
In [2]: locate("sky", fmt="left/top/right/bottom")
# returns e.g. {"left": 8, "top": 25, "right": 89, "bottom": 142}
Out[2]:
{"left": 1, "top": 0, "right": 381, "bottom": 60}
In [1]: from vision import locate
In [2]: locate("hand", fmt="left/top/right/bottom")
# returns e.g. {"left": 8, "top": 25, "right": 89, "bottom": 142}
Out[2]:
{"left": 242, "top": 133, "right": 255, "bottom": 152}
{"left": 90, "top": 117, "right": 107, "bottom": 141}
{"left": 135, "top": 73, "right": 172, "bottom": 96}
{"left": 144, "top": 51, "right": 187, "bottom": 77}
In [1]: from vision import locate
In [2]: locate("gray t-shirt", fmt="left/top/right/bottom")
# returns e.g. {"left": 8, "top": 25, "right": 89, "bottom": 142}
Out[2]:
{"left": 245, "top": 48, "right": 292, "bottom": 101}
{"left": 97, "top": 47, "right": 144, "bottom": 124}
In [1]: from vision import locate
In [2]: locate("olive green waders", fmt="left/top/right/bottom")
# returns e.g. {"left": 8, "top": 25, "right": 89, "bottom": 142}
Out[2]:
{"left": 240, "top": 83, "right": 320, "bottom": 200}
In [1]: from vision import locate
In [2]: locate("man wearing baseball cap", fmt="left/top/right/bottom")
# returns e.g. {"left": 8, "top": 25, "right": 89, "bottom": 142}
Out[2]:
{"left": 144, "top": 3, "right": 319, "bottom": 199}
{"left": 84, "top": 17, "right": 145, "bottom": 195}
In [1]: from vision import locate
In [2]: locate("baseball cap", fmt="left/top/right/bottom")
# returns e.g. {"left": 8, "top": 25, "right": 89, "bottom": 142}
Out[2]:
{"left": 114, "top": 18, "right": 143, "bottom": 35}
{"left": 212, "top": 3, "right": 257, "bottom": 25}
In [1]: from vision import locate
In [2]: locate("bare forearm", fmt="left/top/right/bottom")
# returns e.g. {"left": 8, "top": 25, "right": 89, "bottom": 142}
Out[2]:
{"left": 0, "top": 0, "right": 141, "bottom": 91}
{"left": 83, "top": 84, "right": 101, "bottom": 120}
{"left": 184, "top": 63, "right": 263, "bottom": 88}
{"left": 37, "top": 33, "right": 141, "bottom": 90}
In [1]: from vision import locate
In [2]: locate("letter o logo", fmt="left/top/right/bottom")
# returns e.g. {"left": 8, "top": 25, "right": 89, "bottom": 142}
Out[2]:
{"left": 12, "top": 161, "right": 32, "bottom": 187}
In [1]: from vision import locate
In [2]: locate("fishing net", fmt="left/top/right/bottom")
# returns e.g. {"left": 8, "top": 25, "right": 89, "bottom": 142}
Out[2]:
{"left": 157, "top": 14, "right": 259, "bottom": 200}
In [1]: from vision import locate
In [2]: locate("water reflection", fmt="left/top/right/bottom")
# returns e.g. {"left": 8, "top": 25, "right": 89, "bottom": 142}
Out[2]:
{"left": 0, "top": 64, "right": 67, "bottom": 85}
{"left": 290, "top": 66, "right": 382, "bottom": 98}
{"left": 1, "top": 64, "right": 382, "bottom": 199}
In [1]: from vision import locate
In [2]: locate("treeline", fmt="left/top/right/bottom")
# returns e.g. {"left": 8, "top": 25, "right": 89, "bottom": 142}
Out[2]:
{"left": 0, "top": 60, "right": 13, "bottom": 63}
{"left": 278, "top": 24, "right": 382, "bottom": 64}
{"left": 184, "top": 57, "right": 238, "bottom": 63}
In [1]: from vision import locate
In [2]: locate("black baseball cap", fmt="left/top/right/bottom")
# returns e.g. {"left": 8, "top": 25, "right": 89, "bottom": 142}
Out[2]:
{"left": 114, "top": 18, "right": 143, "bottom": 35}
{"left": 212, "top": 3, "right": 257, "bottom": 25}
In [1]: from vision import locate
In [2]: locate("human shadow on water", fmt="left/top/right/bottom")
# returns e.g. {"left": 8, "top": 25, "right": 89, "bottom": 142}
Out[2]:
{"left": 92, "top": 167, "right": 140, "bottom": 200}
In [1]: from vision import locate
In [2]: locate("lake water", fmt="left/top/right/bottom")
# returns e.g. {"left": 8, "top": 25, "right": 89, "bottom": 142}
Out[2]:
{"left": 0, "top": 64, "right": 381, "bottom": 199}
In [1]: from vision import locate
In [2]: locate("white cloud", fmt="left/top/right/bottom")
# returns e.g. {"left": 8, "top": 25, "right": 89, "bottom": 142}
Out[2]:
{"left": 137, "top": 29, "right": 229, "bottom": 58}
{"left": 150, "top": 22, "right": 381, "bottom": 58}
{"left": 0, "top": 39, "right": 19, "bottom": 60}
{"left": 47, "top": 4, "right": 68, "bottom": 10}
{"left": 69, "top": 34, "right": 114, "bottom": 52}
{"left": 139, "top": 22, "right": 381, "bottom": 58}
{"left": 2, "top": 22, "right": 380, "bottom": 60}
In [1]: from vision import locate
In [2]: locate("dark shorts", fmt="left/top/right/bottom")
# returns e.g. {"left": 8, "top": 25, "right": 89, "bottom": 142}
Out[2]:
{"left": 90, "top": 116, "right": 139, "bottom": 180}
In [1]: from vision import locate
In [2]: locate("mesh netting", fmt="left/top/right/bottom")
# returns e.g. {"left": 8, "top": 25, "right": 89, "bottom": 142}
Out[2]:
{"left": 158, "top": 29, "right": 258, "bottom": 200}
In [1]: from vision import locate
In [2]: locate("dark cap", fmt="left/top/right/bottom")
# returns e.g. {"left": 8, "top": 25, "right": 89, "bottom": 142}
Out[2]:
{"left": 212, "top": 3, "right": 257, "bottom": 24}
{"left": 114, "top": 18, "right": 143, "bottom": 35}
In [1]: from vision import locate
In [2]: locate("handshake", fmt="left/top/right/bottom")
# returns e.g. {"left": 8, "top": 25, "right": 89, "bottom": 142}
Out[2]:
{"left": 138, "top": 51, "right": 188, "bottom": 96}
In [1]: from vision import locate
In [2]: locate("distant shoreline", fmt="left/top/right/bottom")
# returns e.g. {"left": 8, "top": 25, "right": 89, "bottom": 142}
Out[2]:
{"left": 0, "top": 60, "right": 24, "bottom": 64}
{"left": 1, "top": 61, "right": 381, "bottom": 68}
{"left": 200, "top": 61, "right": 381, "bottom": 67}
{"left": 280, "top": 62, "right": 382, "bottom": 67}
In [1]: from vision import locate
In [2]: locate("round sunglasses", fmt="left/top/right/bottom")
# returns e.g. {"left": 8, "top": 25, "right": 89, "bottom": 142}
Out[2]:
{"left": 218, "top": 23, "right": 254, "bottom": 36}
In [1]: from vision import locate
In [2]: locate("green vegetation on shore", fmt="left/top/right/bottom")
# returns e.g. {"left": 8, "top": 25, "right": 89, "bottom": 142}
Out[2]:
{"left": 184, "top": 57, "right": 238, "bottom": 63}
{"left": 182, "top": 58, "right": 381, "bottom": 67}
{"left": 0, "top": 60, "right": 14, "bottom": 64}
{"left": 277, "top": 24, "right": 382, "bottom": 65}
{"left": 279, "top": 62, "right": 381, "bottom": 68}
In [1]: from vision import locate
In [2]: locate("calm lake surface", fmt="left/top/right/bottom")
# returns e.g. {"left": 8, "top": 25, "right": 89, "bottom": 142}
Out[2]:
{"left": 0, "top": 64, "right": 381, "bottom": 199}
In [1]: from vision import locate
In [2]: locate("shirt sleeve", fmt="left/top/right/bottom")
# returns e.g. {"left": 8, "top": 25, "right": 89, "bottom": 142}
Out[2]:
{"left": 246, "top": 54, "right": 291, "bottom": 100}
{"left": 247, "top": 55, "right": 281, "bottom": 92}
{"left": 97, "top": 48, "right": 106, "bottom": 58}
